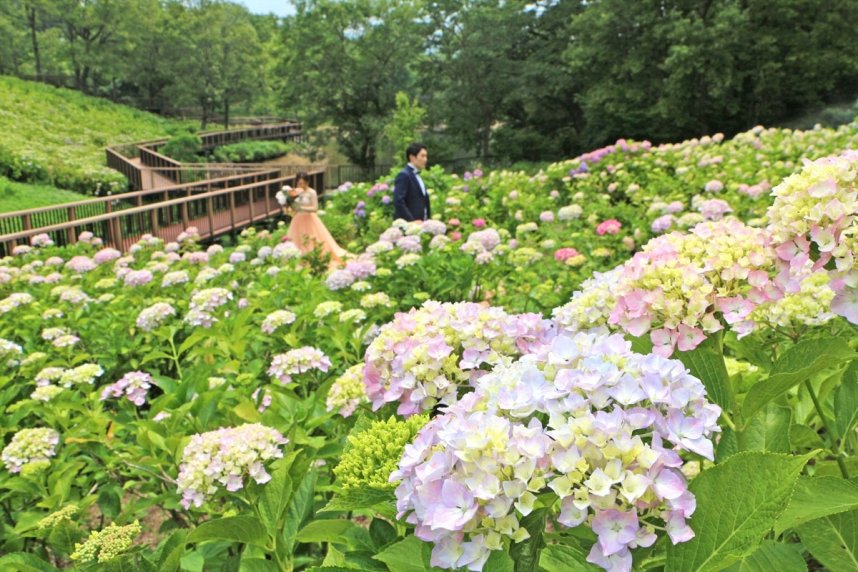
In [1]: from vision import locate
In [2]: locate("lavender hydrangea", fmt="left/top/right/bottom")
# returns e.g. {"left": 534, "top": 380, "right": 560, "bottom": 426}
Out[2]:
{"left": 393, "top": 331, "right": 721, "bottom": 572}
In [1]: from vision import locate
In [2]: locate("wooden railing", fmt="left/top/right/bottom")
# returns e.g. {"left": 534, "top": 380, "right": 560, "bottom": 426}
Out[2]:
{"left": 0, "top": 170, "right": 281, "bottom": 238}
{"left": 0, "top": 170, "right": 323, "bottom": 255}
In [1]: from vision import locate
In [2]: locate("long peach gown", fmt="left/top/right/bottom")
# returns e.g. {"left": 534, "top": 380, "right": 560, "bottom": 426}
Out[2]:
{"left": 285, "top": 187, "right": 347, "bottom": 264}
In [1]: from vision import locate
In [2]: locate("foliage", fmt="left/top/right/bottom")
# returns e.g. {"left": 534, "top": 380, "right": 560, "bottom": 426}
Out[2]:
{"left": 160, "top": 134, "right": 203, "bottom": 164}
{"left": 0, "top": 75, "right": 191, "bottom": 196}
{"left": 0, "top": 177, "right": 92, "bottom": 214}
{"left": 210, "top": 141, "right": 290, "bottom": 163}
{"left": 2, "top": 112, "right": 858, "bottom": 572}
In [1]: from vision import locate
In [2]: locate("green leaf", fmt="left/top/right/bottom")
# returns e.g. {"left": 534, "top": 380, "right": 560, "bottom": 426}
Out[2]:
{"left": 788, "top": 424, "right": 825, "bottom": 449}
{"left": 716, "top": 426, "right": 739, "bottom": 463}
{"left": 238, "top": 559, "right": 281, "bottom": 572}
{"left": 509, "top": 508, "right": 547, "bottom": 572}
{"left": 665, "top": 452, "right": 812, "bottom": 572}
{"left": 834, "top": 360, "right": 858, "bottom": 439}
{"left": 320, "top": 488, "right": 395, "bottom": 512}
{"left": 369, "top": 518, "right": 397, "bottom": 550}
{"left": 186, "top": 516, "right": 268, "bottom": 548}
{"left": 677, "top": 334, "right": 733, "bottom": 409}
{"left": 257, "top": 456, "right": 296, "bottom": 534}
{"left": 736, "top": 404, "right": 791, "bottom": 453}
{"left": 797, "top": 510, "right": 858, "bottom": 572}
{"left": 742, "top": 337, "right": 855, "bottom": 422}
{"left": 0, "top": 553, "right": 60, "bottom": 572}
{"left": 282, "top": 469, "right": 316, "bottom": 555}
{"left": 776, "top": 477, "right": 858, "bottom": 536}
{"left": 155, "top": 529, "right": 187, "bottom": 572}
{"left": 722, "top": 541, "right": 806, "bottom": 572}
{"left": 295, "top": 519, "right": 357, "bottom": 544}
{"left": 484, "top": 550, "right": 514, "bottom": 572}
{"left": 373, "top": 536, "right": 433, "bottom": 572}
{"left": 539, "top": 544, "right": 599, "bottom": 572}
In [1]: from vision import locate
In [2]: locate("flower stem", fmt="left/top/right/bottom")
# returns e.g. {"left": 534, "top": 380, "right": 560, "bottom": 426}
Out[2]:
{"left": 804, "top": 379, "right": 850, "bottom": 479}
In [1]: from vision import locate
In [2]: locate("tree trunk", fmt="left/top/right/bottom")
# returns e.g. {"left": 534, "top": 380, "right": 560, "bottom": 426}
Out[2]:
{"left": 26, "top": 5, "right": 41, "bottom": 80}
{"left": 223, "top": 98, "right": 230, "bottom": 129}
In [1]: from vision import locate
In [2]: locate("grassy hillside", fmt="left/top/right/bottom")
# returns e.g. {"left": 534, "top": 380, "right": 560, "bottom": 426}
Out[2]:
{"left": 0, "top": 76, "right": 193, "bottom": 198}
{"left": 0, "top": 177, "right": 93, "bottom": 214}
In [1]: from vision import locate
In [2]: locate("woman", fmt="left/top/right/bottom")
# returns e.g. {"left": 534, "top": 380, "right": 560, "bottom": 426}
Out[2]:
{"left": 285, "top": 172, "right": 347, "bottom": 265}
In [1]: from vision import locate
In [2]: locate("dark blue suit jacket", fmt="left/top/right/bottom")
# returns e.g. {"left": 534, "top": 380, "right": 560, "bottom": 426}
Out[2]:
{"left": 393, "top": 165, "right": 431, "bottom": 221}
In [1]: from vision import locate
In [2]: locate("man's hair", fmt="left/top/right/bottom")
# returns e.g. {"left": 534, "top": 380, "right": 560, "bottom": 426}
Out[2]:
{"left": 405, "top": 142, "right": 427, "bottom": 162}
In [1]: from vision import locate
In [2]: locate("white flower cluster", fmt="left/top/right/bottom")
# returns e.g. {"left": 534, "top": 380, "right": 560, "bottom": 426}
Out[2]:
{"left": 261, "top": 309, "right": 297, "bottom": 334}
{"left": 136, "top": 302, "right": 177, "bottom": 332}
{"left": 176, "top": 423, "right": 288, "bottom": 508}
{"left": 2, "top": 427, "right": 61, "bottom": 473}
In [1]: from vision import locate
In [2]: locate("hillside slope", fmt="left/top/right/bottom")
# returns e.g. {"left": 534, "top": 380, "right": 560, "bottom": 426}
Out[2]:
{"left": 0, "top": 76, "right": 192, "bottom": 196}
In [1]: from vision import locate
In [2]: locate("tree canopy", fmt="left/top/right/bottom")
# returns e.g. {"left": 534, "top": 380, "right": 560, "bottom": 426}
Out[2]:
{"left": 0, "top": 0, "right": 855, "bottom": 165}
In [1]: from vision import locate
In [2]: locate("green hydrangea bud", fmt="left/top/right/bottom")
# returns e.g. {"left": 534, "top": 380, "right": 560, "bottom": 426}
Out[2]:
{"left": 334, "top": 415, "right": 429, "bottom": 490}
{"left": 71, "top": 520, "right": 141, "bottom": 564}
{"left": 38, "top": 504, "right": 80, "bottom": 530}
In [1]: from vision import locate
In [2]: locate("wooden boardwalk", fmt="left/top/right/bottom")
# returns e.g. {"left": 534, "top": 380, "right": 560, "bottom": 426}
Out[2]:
{"left": 116, "top": 195, "right": 283, "bottom": 250}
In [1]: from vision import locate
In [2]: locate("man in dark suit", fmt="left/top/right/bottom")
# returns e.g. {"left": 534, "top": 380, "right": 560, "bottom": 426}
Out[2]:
{"left": 393, "top": 142, "right": 431, "bottom": 221}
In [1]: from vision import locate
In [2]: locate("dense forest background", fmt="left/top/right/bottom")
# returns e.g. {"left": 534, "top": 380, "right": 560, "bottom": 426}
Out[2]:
{"left": 1, "top": 0, "right": 857, "bottom": 168}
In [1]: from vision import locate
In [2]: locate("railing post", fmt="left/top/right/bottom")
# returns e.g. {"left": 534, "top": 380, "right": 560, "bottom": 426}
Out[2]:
{"left": 248, "top": 187, "right": 255, "bottom": 221}
{"left": 22, "top": 213, "right": 32, "bottom": 232}
{"left": 206, "top": 196, "right": 215, "bottom": 236}
{"left": 228, "top": 192, "right": 236, "bottom": 233}
{"left": 66, "top": 207, "right": 77, "bottom": 244}
{"left": 115, "top": 216, "right": 124, "bottom": 252}
{"left": 150, "top": 207, "right": 159, "bottom": 234}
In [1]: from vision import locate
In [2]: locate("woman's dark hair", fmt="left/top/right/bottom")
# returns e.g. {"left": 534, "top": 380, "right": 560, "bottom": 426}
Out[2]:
{"left": 405, "top": 142, "right": 426, "bottom": 162}
{"left": 295, "top": 171, "right": 309, "bottom": 184}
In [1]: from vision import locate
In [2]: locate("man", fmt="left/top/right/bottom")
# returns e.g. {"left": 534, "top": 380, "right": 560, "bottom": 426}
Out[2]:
{"left": 393, "top": 142, "right": 431, "bottom": 222}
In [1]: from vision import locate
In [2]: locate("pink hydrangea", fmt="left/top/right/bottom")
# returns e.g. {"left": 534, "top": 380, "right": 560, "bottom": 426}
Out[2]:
{"left": 268, "top": 347, "right": 331, "bottom": 384}
{"left": 596, "top": 219, "right": 622, "bottom": 235}
{"left": 554, "top": 247, "right": 580, "bottom": 262}
{"left": 100, "top": 371, "right": 152, "bottom": 406}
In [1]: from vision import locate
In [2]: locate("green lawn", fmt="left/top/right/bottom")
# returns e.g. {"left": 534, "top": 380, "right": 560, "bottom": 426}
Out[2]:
{"left": 0, "top": 177, "right": 88, "bottom": 214}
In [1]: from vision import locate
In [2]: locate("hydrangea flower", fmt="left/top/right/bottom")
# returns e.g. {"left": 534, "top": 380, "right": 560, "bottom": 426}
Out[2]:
{"left": 558, "top": 205, "right": 583, "bottom": 221}
{"left": 176, "top": 423, "right": 287, "bottom": 508}
{"left": 345, "top": 257, "right": 377, "bottom": 279}
{"left": 123, "top": 269, "right": 153, "bottom": 287}
{"left": 161, "top": 271, "right": 189, "bottom": 288}
{"left": 335, "top": 415, "right": 429, "bottom": 489}
{"left": 361, "top": 292, "right": 392, "bottom": 308}
{"left": 31, "top": 384, "right": 64, "bottom": 402}
{"left": 596, "top": 219, "right": 622, "bottom": 235}
{"left": 71, "top": 521, "right": 141, "bottom": 564}
{"left": 325, "top": 269, "right": 355, "bottom": 291}
{"left": 766, "top": 151, "right": 858, "bottom": 323}
{"left": 185, "top": 288, "right": 233, "bottom": 328}
{"left": 137, "top": 302, "right": 177, "bottom": 332}
{"left": 59, "top": 364, "right": 104, "bottom": 388}
{"left": 556, "top": 220, "right": 778, "bottom": 355}
{"left": 326, "top": 364, "right": 371, "bottom": 417}
{"left": 93, "top": 248, "right": 121, "bottom": 265}
{"left": 31, "top": 233, "right": 54, "bottom": 247}
{"left": 268, "top": 347, "right": 331, "bottom": 384}
{"left": 396, "top": 253, "right": 421, "bottom": 268}
{"left": 393, "top": 332, "right": 720, "bottom": 572}
{"left": 261, "top": 309, "right": 297, "bottom": 334}
{"left": 461, "top": 229, "right": 501, "bottom": 257}
{"left": 0, "top": 292, "right": 34, "bottom": 313}
{"left": 314, "top": 301, "right": 343, "bottom": 318}
{"left": 100, "top": 371, "right": 153, "bottom": 406}
{"left": 363, "top": 301, "right": 553, "bottom": 416}
{"left": 65, "top": 256, "right": 96, "bottom": 273}
{"left": 339, "top": 309, "right": 367, "bottom": 323}
{"left": 2, "top": 428, "right": 61, "bottom": 473}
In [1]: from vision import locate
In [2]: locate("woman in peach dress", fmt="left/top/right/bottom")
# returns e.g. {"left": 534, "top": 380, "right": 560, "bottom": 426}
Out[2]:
{"left": 285, "top": 172, "right": 347, "bottom": 264}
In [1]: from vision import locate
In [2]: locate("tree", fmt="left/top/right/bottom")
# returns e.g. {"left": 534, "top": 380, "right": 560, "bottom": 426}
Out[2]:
{"left": 422, "top": 0, "right": 530, "bottom": 161}
{"left": 382, "top": 91, "right": 427, "bottom": 160}
{"left": 278, "top": 0, "right": 425, "bottom": 168}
